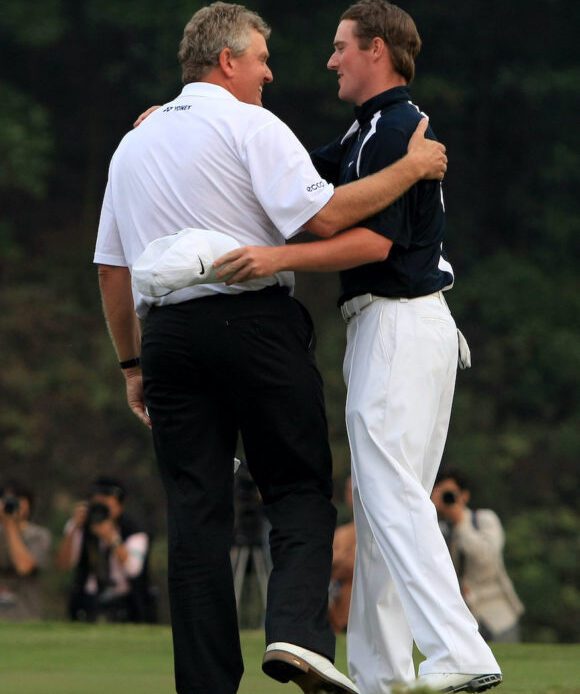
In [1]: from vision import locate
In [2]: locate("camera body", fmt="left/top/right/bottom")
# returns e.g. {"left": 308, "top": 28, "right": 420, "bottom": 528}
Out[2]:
{"left": 85, "top": 501, "right": 111, "bottom": 527}
{"left": 2, "top": 495, "right": 20, "bottom": 515}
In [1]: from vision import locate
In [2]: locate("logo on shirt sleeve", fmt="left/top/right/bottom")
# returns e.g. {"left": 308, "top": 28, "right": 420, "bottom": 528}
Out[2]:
{"left": 306, "top": 180, "right": 327, "bottom": 192}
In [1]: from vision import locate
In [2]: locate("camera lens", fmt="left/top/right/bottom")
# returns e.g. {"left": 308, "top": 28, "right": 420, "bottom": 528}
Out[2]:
{"left": 442, "top": 491, "right": 456, "bottom": 506}
{"left": 3, "top": 496, "right": 20, "bottom": 515}
{"left": 86, "top": 502, "right": 111, "bottom": 526}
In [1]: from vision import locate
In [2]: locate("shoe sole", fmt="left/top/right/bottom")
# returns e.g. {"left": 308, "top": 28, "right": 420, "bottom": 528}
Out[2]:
{"left": 445, "top": 674, "right": 503, "bottom": 693}
{"left": 262, "top": 649, "right": 357, "bottom": 694}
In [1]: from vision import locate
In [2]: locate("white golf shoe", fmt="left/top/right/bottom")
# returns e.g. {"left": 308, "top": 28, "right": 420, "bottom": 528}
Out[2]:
{"left": 410, "top": 672, "right": 502, "bottom": 692}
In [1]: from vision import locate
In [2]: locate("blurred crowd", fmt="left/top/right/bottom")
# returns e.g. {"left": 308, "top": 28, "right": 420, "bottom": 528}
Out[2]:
{"left": 1, "top": 468, "right": 522, "bottom": 642}
{"left": 0, "top": 476, "right": 156, "bottom": 623}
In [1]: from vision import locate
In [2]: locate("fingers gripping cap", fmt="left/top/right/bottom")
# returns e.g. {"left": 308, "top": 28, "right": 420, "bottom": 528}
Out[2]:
{"left": 131, "top": 227, "right": 240, "bottom": 297}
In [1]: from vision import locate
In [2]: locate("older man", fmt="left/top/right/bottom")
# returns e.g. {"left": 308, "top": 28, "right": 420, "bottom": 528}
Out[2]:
{"left": 95, "top": 3, "right": 445, "bottom": 693}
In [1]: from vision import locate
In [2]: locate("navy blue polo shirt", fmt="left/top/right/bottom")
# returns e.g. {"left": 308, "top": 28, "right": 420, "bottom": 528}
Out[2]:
{"left": 311, "top": 86, "right": 454, "bottom": 304}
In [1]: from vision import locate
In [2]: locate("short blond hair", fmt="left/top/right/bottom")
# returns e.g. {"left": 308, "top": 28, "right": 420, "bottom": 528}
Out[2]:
{"left": 341, "top": 0, "right": 421, "bottom": 83}
{"left": 178, "top": 2, "right": 271, "bottom": 84}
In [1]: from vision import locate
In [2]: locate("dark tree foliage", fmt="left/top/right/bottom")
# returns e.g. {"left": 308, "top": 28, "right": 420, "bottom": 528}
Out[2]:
{"left": 0, "top": 0, "right": 578, "bottom": 639}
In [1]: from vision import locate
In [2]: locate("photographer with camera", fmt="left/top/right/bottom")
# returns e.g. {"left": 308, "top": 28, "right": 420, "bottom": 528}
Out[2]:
{"left": 56, "top": 476, "right": 155, "bottom": 623}
{"left": 0, "top": 480, "right": 52, "bottom": 620}
{"left": 432, "top": 468, "right": 524, "bottom": 642}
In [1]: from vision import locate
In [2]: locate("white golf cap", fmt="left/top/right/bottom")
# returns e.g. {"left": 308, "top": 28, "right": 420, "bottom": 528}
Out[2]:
{"left": 131, "top": 227, "right": 240, "bottom": 298}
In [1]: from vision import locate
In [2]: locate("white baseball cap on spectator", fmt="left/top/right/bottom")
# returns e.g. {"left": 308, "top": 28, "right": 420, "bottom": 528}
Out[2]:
{"left": 132, "top": 227, "right": 240, "bottom": 297}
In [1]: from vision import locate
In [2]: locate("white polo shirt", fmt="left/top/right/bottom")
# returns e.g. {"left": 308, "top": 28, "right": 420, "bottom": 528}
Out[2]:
{"left": 94, "top": 83, "right": 334, "bottom": 317}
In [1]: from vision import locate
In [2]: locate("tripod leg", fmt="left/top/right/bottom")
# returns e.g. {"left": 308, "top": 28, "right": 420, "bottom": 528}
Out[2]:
{"left": 232, "top": 545, "right": 250, "bottom": 613}
{"left": 252, "top": 547, "right": 271, "bottom": 611}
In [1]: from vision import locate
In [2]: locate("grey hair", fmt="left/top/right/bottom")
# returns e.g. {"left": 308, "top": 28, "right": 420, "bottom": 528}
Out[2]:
{"left": 178, "top": 2, "right": 271, "bottom": 84}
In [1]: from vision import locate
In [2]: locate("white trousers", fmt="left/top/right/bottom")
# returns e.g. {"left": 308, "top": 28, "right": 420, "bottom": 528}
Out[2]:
{"left": 343, "top": 293, "right": 500, "bottom": 694}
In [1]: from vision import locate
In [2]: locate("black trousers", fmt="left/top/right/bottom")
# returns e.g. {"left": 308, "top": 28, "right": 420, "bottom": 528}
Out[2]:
{"left": 141, "top": 287, "right": 337, "bottom": 694}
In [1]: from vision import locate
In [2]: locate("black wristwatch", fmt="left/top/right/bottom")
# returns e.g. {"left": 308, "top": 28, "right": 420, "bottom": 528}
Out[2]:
{"left": 119, "top": 357, "right": 140, "bottom": 370}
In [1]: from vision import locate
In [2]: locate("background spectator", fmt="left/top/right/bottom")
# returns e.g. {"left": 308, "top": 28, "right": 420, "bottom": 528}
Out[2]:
{"left": 328, "top": 476, "right": 356, "bottom": 634}
{"left": 432, "top": 468, "right": 524, "bottom": 642}
{"left": 0, "top": 480, "right": 52, "bottom": 621}
{"left": 56, "top": 476, "right": 155, "bottom": 623}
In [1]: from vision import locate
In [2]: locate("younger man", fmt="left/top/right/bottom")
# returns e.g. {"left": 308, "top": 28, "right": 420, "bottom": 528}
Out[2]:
{"left": 216, "top": 2, "right": 502, "bottom": 692}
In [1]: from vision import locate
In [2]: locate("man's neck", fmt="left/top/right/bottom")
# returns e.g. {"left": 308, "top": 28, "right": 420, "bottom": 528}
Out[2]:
{"left": 199, "top": 70, "right": 237, "bottom": 99}
{"left": 355, "top": 75, "right": 407, "bottom": 107}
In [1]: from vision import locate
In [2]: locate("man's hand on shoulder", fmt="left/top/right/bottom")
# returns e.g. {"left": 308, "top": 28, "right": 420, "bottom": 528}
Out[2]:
{"left": 407, "top": 118, "right": 447, "bottom": 180}
{"left": 133, "top": 105, "right": 161, "bottom": 128}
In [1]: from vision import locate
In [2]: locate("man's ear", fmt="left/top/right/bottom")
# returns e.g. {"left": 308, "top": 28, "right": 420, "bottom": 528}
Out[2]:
{"left": 218, "top": 47, "right": 236, "bottom": 77}
{"left": 371, "top": 36, "right": 387, "bottom": 60}
{"left": 463, "top": 490, "right": 471, "bottom": 505}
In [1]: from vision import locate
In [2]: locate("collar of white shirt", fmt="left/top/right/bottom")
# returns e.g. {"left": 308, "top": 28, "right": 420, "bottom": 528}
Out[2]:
{"left": 180, "top": 82, "right": 237, "bottom": 101}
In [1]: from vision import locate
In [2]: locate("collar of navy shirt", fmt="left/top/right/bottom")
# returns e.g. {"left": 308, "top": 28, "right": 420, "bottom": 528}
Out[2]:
{"left": 353, "top": 85, "right": 411, "bottom": 128}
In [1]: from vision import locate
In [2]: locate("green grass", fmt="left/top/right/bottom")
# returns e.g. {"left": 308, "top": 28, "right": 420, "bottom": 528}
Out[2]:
{"left": 0, "top": 622, "right": 579, "bottom": 693}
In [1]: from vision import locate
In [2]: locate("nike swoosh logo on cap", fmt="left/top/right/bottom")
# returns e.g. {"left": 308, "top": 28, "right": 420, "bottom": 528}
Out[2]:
{"left": 198, "top": 256, "right": 206, "bottom": 275}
